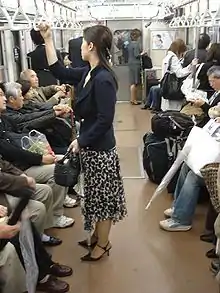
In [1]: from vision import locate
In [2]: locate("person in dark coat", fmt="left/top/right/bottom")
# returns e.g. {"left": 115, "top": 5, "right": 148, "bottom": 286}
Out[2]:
{"left": 27, "top": 29, "right": 63, "bottom": 86}
{"left": 39, "top": 23, "right": 127, "bottom": 262}
{"left": 68, "top": 36, "right": 89, "bottom": 68}
{"left": 183, "top": 33, "right": 210, "bottom": 67}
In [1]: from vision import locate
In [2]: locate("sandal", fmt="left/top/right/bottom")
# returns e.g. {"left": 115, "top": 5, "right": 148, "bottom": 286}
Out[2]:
{"left": 78, "top": 237, "right": 98, "bottom": 249}
{"left": 130, "top": 101, "right": 141, "bottom": 105}
{"left": 81, "top": 242, "right": 112, "bottom": 262}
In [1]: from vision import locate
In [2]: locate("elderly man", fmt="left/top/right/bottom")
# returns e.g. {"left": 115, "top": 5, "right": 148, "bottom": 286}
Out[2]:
{"left": 0, "top": 83, "right": 75, "bottom": 231}
{"left": 160, "top": 65, "right": 220, "bottom": 232}
{"left": 20, "top": 69, "right": 67, "bottom": 106}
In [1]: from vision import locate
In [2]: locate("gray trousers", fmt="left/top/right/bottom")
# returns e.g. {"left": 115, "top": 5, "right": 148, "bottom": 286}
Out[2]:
{"left": 6, "top": 194, "right": 47, "bottom": 235}
{"left": 0, "top": 242, "right": 26, "bottom": 293}
{"left": 25, "top": 162, "right": 67, "bottom": 220}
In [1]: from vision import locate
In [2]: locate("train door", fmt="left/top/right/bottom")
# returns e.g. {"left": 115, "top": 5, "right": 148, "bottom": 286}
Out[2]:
{"left": 107, "top": 20, "right": 142, "bottom": 102}
{"left": 0, "top": 30, "right": 8, "bottom": 82}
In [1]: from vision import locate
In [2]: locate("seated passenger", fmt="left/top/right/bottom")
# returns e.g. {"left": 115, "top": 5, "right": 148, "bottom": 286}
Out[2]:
{"left": 0, "top": 222, "right": 26, "bottom": 293}
{"left": 160, "top": 68, "right": 220, "bottom": 231}
{"left": 0, "top": 154, "right": 63, "bottom": 246}
{"left": 4, "top": 82, "right": 72, "bottom": 132}
{"left": 0, "top": 204, "right": 72, "bottom": 293}
{"left": 161, "top": 39, "right": 196, "bottom": 111}
{"left": 0, "top": 83, "right": 76, "bottom": 228}
{"left": 189, "top": 65, "right": 220, "bottom": 126}
{"left": 183, "top": 33, "right": 210, "bottom": 67}
{"left": 197, "top": 43, "right": 220, "bottom": 99}
{"left": 20, "top": 69, "right": 66, "bottom": 106}
{"left": 142, "top": 85, "right": 161, "bottom": 113}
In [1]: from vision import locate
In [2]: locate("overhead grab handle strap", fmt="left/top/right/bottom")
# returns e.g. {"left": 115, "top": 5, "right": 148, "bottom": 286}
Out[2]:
{"left": 11, "top": 0, "right": 32, "bottom": 28}
{"left": 33, "top": 0, "right": 50, "bottom": 31}
{"left": 0, "top": 5, "right": 13, "bottom": 27}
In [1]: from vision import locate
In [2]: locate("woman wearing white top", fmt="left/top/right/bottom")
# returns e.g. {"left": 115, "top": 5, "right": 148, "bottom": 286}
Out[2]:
{"left": 161, "top": 39, "right": 197, "bottom": 111}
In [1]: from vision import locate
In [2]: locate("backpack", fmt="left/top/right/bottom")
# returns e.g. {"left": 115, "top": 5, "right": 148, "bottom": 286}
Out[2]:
{"left": 151, "top": 111, "right": 194, "bottom": 139}
{"left": 141, "top": 54, "right": 153, "bottom": 70}
{"left": 160, "top": 56, "right": 185, "bottom": 101}
{"left": 142, "top": 132, "right": 182, "bottom": 184}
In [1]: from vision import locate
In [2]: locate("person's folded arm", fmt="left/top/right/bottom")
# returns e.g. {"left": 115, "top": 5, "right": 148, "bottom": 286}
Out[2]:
{"left": 0, "top": 139, "right": 42, "bottom": 166}
{"left": 0, "top": 172, "right": 29, "bottom": 192}
{"left": 0, "top": 159, "right": 23, "bottom": 176}
{"left": 77, "top": 78, "right": 116, "bottom": 148}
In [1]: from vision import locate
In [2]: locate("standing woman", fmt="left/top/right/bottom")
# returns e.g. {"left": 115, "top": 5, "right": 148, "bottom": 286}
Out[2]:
{"left": 38, "top": 23, "right": 127, "bottom": 261}
{"left": 127, "top": 29, "right": 142, "bottom": 105}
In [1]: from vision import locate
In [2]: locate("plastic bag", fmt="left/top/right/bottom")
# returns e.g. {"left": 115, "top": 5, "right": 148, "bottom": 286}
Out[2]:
{"left": 184, "top": 126, "right": 220, "bottom": 176}
{"left": 19, "top": 215, "right": 39, "bottom": 293}
{"left": 21, "top": 130, "right": 54, "bottom": 155}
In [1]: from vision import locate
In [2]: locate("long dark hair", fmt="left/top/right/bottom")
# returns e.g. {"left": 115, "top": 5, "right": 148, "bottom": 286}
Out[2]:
{"left": 83, "top": 25, "right": 118, "bottom": 90}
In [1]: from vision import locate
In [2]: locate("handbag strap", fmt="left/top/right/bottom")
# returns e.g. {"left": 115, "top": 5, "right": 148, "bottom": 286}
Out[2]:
{"left": 194, "top": 62, "right": 204, "bottom": 80}
{"left": 167, "top": 56, "right": 173, "bottom": 72}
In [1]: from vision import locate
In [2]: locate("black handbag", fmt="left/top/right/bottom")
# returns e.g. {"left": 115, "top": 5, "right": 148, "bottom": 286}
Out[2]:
{"left": 160, "top": 56, "right": 185, "bottom": 101}
{"left": 54, "top": 149, "right": 81, "bottom": 187}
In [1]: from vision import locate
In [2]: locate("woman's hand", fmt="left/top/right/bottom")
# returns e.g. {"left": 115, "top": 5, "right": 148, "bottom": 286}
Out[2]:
{"left": 0, "top": 205, "right": 7, "bottom": 218}
{"left": 38, "top": 22, "right": 53, "bottom": 41}
{"left": 68, "top": 139, "right": 80, "bottom": 153}
{"left": 193, "top": 98, "right": 205, "bottom": 107}
{"left": 191, "top": 58, "right": 198, "bottom": 66}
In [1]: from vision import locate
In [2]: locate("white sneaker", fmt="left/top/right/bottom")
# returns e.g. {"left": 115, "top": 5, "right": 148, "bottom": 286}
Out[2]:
{"left": 53, "top": 215, "right": 75, "bottom": 228}
{"left": 159, "top": 218, "right": 192, "bottom": 232}
{"left": 63, "top": 195, "right": 77, "bottom": 208}
{"left": 164, "top": 207, "right": 174, "bottom": 218}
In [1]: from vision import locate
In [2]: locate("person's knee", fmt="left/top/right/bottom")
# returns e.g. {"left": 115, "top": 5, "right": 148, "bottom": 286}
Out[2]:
{"left": 187, "top": 170, "right": 200, "bottom": 185}
{"left": 35, "top": 184, "right": 53, "bottom": 205}
{"left": 28, "top": 200, "right": 46, "bottom": 234}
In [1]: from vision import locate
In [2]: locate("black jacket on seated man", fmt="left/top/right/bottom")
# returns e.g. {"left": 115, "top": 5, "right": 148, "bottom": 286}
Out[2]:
{"left": 0, "top": 115, "right": 43, "bottom": 170}
{"left": 5, "top": 105, "right": 56, "bottom": 132}
{"left": 4, "top": 106, "right": 72, "bottom": 152}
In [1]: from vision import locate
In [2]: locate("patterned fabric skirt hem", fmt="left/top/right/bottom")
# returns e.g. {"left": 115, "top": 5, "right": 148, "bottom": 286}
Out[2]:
{"left": 80, "top": 147, "right": 127, "bottom": 232}
{"left": 82, "top": 212, "right": 128, "bottom": 232}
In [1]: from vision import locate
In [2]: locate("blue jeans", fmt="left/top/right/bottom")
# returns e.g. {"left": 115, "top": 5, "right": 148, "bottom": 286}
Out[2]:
{"left": 146, "top": 85, "right": 161, "bottom": 109}
{"left": 172, "top": 163, "right": 205, "bottom": 225}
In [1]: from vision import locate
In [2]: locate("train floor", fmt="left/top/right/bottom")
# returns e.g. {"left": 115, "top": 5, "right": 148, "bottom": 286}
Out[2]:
{"left": 46, "top": 103, "right": 218, "bottom": 293}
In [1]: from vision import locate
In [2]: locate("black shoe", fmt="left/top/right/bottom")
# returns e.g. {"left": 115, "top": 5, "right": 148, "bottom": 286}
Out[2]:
{"left": 210, "top": 259, "right": 220, "bottom": 274}
{"left": 81, "top": 242, "right": 111, "bottom": 262}
{"left": 200, "top": 233, "right": 215, "bottom": 243}
{"left": 43, "top": 236, "right": 62, "bottom": 246}
{"left": 141, "top": 104, "right": 150, "bottom": 110}
{"left": 206, "top": 248, "right": 218, "bottom": 259}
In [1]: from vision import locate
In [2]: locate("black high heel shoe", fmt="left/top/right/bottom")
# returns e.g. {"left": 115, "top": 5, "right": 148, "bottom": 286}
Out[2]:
{"left": 81, "top": 242, "right": 111, "bottom": 262}
{"left": 78, "top": 238, "right": 98, "bottom": 249}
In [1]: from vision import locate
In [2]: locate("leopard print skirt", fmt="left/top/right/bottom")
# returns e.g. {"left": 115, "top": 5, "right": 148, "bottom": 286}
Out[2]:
{"left": 80, "top": 147, "right": 127, "bottom": 232}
